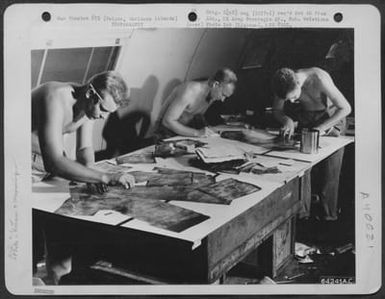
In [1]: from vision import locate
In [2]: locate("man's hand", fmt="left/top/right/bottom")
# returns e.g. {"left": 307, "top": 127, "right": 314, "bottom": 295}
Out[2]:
{"left": 280, "top": 117, "right": 297, "bottom": 138}
{"left": 107, "top": 172, "right": 135, "bottom": 189}
{"left": 315, "top": 126, "right": 341, "bottom": 137}
{"left": 87, "top": 172, "right": 135, "bottom": 194}
{"left": 87, "top": 182, "right": 109, "bottom": 194}
{"left": 197, "top": 127, "right": 219, "bottom": 138}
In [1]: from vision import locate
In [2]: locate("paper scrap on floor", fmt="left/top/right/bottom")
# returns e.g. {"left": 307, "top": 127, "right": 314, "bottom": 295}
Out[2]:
{"left": 297, "top": 256, "right": 314, "bottom": 264}
{"left": 295, "top": 242, "right": 318, "bottom": 258}
{"left": 259, "top": 276, "right": 277, "bottom": 284}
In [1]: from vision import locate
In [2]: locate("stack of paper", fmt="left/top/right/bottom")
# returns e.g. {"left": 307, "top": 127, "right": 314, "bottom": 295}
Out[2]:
{"left": 195, "top": 145, "right": 245, "bottom": 164}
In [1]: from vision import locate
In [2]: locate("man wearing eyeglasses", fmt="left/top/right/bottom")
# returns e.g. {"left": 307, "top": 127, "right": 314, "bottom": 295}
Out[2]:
{"left": 155, "top": 68, "right": 237, "bottom": 139}
{"left": 32, "top": 71, "right": 136, "bottom": 284}
{"left": 32, "top": 71, "right": 135, "bottom": 192}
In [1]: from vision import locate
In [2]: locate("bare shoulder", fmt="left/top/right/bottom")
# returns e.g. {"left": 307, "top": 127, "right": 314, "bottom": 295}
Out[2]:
{"left": 310, "top": 67, "right": 332, "bottom": 81}
{"left": 177, "top": 81, "right": 202, "bottom": 101}
{"left": 184, "top": 81, "right": 203, "bottom": 93}
{"left": 38, "top": 82, "right": 72, "bottom": 106}
{"left": 187, "top": 80, "right": 203, "bottom": 88}
{"left": 33, "top": 82, "right": 75, "bottom": 121}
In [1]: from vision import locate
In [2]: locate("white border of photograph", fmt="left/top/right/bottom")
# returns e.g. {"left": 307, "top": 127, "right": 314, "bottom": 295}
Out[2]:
{"left": 4, "top": 3, "right": 381, "bottom": 295}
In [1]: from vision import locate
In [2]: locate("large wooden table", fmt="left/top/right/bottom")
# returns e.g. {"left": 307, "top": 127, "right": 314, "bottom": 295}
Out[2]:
{"left": 32, "top": 134, "right": 354, "bottom": 284}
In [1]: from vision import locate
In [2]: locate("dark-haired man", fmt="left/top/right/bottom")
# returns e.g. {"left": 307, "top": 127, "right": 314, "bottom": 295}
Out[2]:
{"left": 271, "top": 67, "right": 351, "bottom": 222}
{"left": 156, "top": 68, "right": 237, "bottom": 139}
{"left": 271, "top": 67, "right": 351, "bottom": 138}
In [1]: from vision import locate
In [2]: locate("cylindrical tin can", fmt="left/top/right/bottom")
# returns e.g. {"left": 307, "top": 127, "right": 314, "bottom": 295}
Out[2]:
{"left": 300, "top": 128, "right": 320, "bottom": 154}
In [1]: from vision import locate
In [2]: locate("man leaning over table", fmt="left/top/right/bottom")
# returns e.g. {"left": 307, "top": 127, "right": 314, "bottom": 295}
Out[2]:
{"left": 32, "top": 71, "right": 135, "bottom": 284}
{"left": 271, "top": 67, "right": 351, "bottom": 223}
{"left": 155, "top": 68, "right": 237, "bottom": 139}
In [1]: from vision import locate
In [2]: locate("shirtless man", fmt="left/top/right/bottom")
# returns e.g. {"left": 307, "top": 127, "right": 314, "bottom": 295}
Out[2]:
{"left": 272, "top": 67, "right": 351, "bottom": 138}
{"left": 32, "top": 71, "right": 135, "bottom": 284}
{"left": 156, "top": 68, "right": 237, "bottom": 139}
{"left": 32, "top": 71, "right": 135, "bottom": 190}
{"left": 271, "top": 67, "right": 351, "bottom": 222}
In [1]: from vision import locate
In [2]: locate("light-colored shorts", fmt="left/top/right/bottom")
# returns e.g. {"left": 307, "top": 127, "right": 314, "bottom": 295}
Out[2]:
{"left": 32, "top": 152, "right": 51, "bottom": 183}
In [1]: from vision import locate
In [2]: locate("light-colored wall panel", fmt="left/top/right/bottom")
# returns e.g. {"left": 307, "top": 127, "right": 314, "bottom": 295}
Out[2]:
{"left": 186, "top": 29, "right": 251, "bottom": 81}
{"left": 32, "top": 28, "right": 250, "bottom": 156}
{"left": 112, "top": 28, "right": 249, "bottom": 140}
{"left": 116, "top": 28, "right": 206, "bottom": 136}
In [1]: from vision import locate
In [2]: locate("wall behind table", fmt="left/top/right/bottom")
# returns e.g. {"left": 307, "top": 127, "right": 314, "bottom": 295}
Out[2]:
{"left": 225, "top": 28, "right": 354, "bottom": 128}
{"left": 115, "top": 28, "right": 250, "bottom": 139}
{"left": 116, "top": 28, "right": 205, "bottom": 138}
{"left": 31, "top": 28, "right": 251, "bottom": 157}
{"left": 32, "top": 28, "right": 352, "bottom": 158}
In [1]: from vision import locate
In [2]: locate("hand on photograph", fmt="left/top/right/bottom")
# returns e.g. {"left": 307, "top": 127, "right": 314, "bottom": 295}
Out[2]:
{"left": 280, "top": 118, "right": 297, "bottom": 139}
{"left": 321, "top": 126, "right": 341, "bottom": 137}
{"left": 198, "top": 127, "right": 219, "bottom": 138}
{"left": 107, "top": 172, "right": 135, "bottom": 189}
{"left": 87, "top": 182, "right": 109, "bottom": 194}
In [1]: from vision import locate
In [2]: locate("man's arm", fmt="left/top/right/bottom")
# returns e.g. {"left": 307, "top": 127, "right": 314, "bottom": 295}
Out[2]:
{"left": 272, "top": 96, "right": 288, "bottom": 124}
{"left": 315, "top": 70, "right": 352, "bottom": 133}
{"left": 272, "top": 96, "right": 296, "bottom": 137}
{"left": 162, "top": 86, "right": 205, "bottom": 137}
{"left": 38, "top": 98, "right": 109, "bottom": 184}
{"left": 76, "top": 120, "right": 95, "bottom": 167}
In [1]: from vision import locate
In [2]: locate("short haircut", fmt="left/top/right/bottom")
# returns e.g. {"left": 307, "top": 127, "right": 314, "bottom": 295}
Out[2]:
{"left": 88, "top": 71, "right": 128, "bottom": 106}
{"left": 210, "top": 68, "right": 238, "bottom": 85}
{"left": 271, "top": 68, "right": 297, "bottom": 99}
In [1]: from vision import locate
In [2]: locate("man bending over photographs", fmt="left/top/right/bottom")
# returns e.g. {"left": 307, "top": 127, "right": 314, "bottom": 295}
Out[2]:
{"left": 32, "top": 71, "right": 135, "bottom": 284}
{"left": 32, "top": 71, "right": 135, "bottom": 190}
{"left": 155, "top": 68, "right": 237, "bottom": 139}
{"left": 271, "top": 67, "right": 351, "bottom": 222}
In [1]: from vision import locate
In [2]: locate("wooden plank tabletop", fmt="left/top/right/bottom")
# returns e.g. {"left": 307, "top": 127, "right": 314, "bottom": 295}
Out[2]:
{"left": 32, "top": 134, "right": 353, "bottom": 248}
{"left": 264, "top": 136, "right": 354, "bottom": 163}
{"left": 32, "top": 171, "right": 280, "bottom": 247}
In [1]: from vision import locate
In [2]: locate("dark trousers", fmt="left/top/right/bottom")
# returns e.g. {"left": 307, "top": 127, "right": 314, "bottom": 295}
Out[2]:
{"left": 311, "top": 148, "right": 345, "bottom": 220}
{"left": 284, "top": 103, "right": 346, "bottom": 220}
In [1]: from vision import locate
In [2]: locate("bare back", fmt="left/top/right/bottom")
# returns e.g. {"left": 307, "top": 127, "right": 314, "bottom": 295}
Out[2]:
{"left": 297, "top": 68, "right": 332, "bottom": 111}
{"left": 173, "top": 81, "right": 209, "bottom": 124}
{"left": 31, "top": 82, "right": 88, "bottom": 154}
{"left": 160, "top": 81, "right": 210, "bottom": 125}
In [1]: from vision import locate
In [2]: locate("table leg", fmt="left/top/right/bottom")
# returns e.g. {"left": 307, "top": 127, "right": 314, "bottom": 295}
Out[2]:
{"left": 299, "top": 169, "right": 312, "bottom": 219}
{"left": 272, "top": 217, "right": 295, "bottom": 277}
